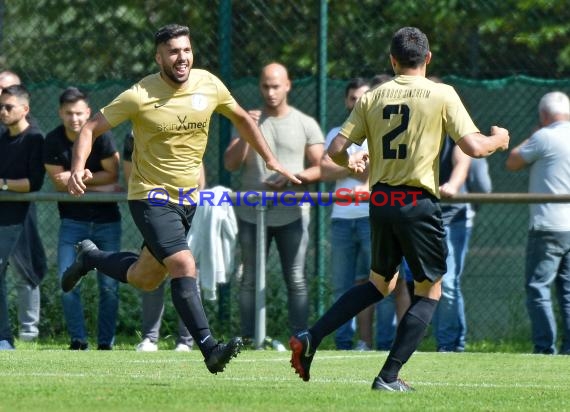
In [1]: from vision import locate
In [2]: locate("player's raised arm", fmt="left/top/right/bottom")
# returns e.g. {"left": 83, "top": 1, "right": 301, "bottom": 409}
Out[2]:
{"left": 456, "top": 126, "right": 510, "bottom": 159}
{"left": 68, "top": 112, "right": 113, "bottom": 196}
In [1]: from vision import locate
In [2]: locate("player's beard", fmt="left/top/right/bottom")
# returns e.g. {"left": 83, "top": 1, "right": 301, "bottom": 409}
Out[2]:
{"left": 162, "top": 61, "right": 190, "bottom": 85}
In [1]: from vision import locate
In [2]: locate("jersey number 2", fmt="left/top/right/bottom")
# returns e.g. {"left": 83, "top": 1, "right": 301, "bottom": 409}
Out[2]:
{"left": 382, "top": 104, "right": 409, "bottom": 159}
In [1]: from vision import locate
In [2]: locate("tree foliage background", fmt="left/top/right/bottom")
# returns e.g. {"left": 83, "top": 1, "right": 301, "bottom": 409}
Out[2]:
{"left": 2, "top": 0, "right": 570, "bottom": 84}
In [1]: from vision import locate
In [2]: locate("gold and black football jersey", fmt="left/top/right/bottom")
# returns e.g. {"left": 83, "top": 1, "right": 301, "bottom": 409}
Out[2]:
{"left": 340, "top": 75, "right": 478, "bottom": 197}
{"left": 101, "top": 69, "right": 237, "bottom": 203}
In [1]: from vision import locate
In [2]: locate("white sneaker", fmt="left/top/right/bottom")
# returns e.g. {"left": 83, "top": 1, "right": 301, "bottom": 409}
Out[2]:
{"left": 135, "top": 338, "right": 158, "bottom": 352}
{"left": 354, "top": 340, "right": 372, "bottom": 351}
{"left": 174, "top": 343, "right": 192, "bottom": 352}
{"left": 19, "top": 332, "right": 38, "bottom": 342}
{"left": 271, "top": 339, "right": 287, "bottom": 352}
{"left": 0, "top": 340, "right": 15, "bottom": 350}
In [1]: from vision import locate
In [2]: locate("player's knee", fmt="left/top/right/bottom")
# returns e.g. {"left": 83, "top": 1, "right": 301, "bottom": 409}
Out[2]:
{"left": 369, "top": 271, "right": 392, "bottom": 296}
{"left": 414, "top": 278, "right": 442, "bottom": 300}
{"left": 136, "top": 277, "right": 163, "bottom": 292}
{"left": 128, "top": 270, "right": 167, "bottom": 291}
{"left": 164, "top": 251, "right": 196, "bottom": 277}
{"left": 137, "top": 280, "right": 157, "bottom": 292}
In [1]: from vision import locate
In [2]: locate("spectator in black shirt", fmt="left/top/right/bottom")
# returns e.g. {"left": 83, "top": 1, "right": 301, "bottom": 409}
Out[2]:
{"left": 43, "top": 87, "right": 122, "bottom": 350}
{"left": 0, "top": 84, "right": 45, "bottom": 350}
{"left": 0, "top": 71, "right": 47, "bottom": 344}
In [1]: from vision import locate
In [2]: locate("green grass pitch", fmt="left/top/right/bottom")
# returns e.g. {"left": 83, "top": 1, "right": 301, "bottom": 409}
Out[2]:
{"left": 0, "top": 347, "right": 567, "bottom": 411}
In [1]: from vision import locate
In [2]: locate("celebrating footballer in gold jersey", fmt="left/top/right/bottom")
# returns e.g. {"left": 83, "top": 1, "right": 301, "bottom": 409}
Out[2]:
{"left": 62, "top": 23, "right": 300, "bottom": 375}
{"left": 290, "top": 26, "right": 509, "bottom": 391}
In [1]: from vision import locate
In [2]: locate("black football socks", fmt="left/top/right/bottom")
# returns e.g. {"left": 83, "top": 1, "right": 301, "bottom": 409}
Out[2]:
{"left": 309, "top": 281, "right": 384, "bottom": 349}
{"left": 379, "top": 296, "right": 438, "bottom": 382}
{"left": 171, "top": 276, "right": 217, "bottom": 357}
{"left": 84, "top": 250, "right": 137, "bottom": 283}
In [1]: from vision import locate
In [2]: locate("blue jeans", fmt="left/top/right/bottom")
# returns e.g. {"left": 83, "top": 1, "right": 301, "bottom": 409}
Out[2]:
{"left": 58, "top": 219, "right": 121, "bottom": 346}
{"left": 330, "top": 217, "right": 376, "bottom": 349}
{"left": 0, "top": 222, "right": 41, "bottom": 344}
{"left": 140, "top": 280, "right": 193, "bottom": 346}
{"left": 238, "top": 216, "right": 309, "bottom": 338}
{"left": 432, "top": 215, "right": 472, "bottom": 351}
{"left": 375, "top": 293, "right": 396, "bottom": 350}
{"left": 525, "top": 230, "right": 570, "bottom": 354}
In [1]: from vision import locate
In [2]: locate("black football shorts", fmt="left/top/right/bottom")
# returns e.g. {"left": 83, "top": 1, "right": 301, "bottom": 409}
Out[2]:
{"left": 129, "top": 199, "right": 196, "bottom": 262}
{"left": 369, "top": 182, "right": 447, "bottom": 283}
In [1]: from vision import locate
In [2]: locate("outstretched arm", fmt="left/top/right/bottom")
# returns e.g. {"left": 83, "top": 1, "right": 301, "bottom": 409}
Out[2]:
{"left": 327, "top": 133, "right": 368, "bottom": 174}
{"left": 68, "top": 112, "right": 113, "bottom": 196}
{"left": 224, "top": 104, "right": 301, "bottom": 184}
{"left": 321, "top": 150, "right": 369, "bottom": 182}
{"left": 265, "top": 143, "right": 324, "bottom": 190}
{"left": 456, "top": 126, "right": 510, "bottom": 158}
{"left": 224, "top": 109, "right": 262, "bottom": 171}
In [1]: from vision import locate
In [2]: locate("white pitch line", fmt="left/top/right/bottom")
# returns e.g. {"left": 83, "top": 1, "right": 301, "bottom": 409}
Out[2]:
{"left": 124, "top": 353, "right": 382, "bottom": 364}
{"left": 0, "top": 371, "right": 562, "bottom": 390}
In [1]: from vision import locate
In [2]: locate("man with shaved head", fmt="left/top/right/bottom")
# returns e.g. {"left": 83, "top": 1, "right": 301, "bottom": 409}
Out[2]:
{"left": 0, "top": 71, "right": 21, "bottom": 89}
{"left": 225, "top": 62, "right": 325, "bottom": 347}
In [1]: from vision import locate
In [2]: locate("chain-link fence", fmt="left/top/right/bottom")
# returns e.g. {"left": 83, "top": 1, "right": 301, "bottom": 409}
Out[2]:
{"left": 2, "top": 1, "right": 570, "bottom": 349}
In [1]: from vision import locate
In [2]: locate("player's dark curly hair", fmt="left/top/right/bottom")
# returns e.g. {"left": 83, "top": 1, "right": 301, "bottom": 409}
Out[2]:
{"left": 390, "top": 27, "right": 430, "bottom": 69}
{"left": 154, "top": 24, "right": 190, "bottom": 46}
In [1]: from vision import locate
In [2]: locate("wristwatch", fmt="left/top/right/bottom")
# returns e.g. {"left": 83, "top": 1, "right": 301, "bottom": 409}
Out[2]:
{"left": 1, "top": 178, "right": 8, "bottom": 191}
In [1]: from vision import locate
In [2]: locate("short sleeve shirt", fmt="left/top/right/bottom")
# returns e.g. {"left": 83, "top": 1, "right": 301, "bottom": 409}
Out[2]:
{"left": 101, "top": 70, "right": 237, "bottom": 204}
{"left": 518, "top": 121, "right": 570, "bottom": 230}
{"left": 236, "top": 107, "right": 324, "bottom": 226}
{"left": 324, "top": 126, "right": 369, "bottom": 219}
{"left": 43, "top": 125, "right": 120, "bottom": 222}
{"left": 340, "top": 75, "right": 479, "bottom": 197}
{"left": 0, "top": 125, "right": 45, "bottom": 225}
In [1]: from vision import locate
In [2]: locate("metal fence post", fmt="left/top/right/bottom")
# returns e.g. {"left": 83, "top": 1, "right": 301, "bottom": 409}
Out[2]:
{"left": 216, "top": 0, "right": 233, "bottom": 333}
{"left": 316, "top": 0, "right": 328, "bottom": 316}
{"left": 254, "top": 199, "right": 267, "bottom": 349}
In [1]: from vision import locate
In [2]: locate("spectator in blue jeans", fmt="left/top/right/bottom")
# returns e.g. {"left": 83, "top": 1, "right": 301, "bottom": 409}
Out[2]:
{"left": 396, "top": 153, "right": 491, "bottom": 352}
{"left": 321, "top": 77, "right": 378, "bottom": 350}
{"left": 437, "top": 136, "right": 493, "bottom": 352}
{"left": 43, "top": 87, "right": 121, "bottom": 350}
{"left": 431, "top": 136, "right": 472, "bottom": 352}
{"left": 506, "top": 91, "right": 570, "bottom": 355}
{"left": 323, "top": 76, "right": 405, "bottom": 352}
